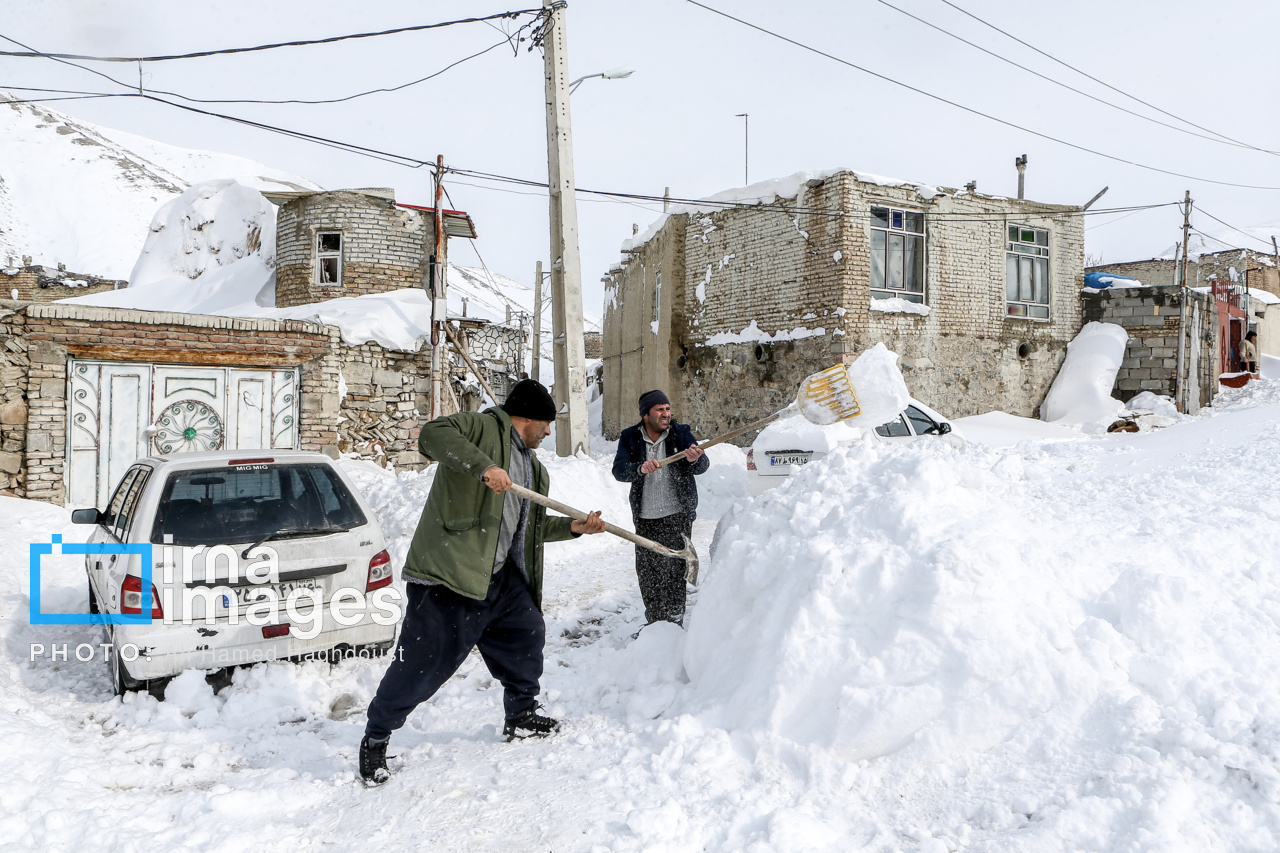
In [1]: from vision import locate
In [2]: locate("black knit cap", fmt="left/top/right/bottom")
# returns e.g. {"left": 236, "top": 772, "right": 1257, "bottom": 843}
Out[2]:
{"left": 638, "top": 389, "right": 670, "bottom": 418}
{"left": 502, "top": 378, "right": 557, "bottom": 421}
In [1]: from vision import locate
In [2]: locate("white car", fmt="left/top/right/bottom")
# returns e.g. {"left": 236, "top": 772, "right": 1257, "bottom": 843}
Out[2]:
{"left": 745, "top": 401, "right": 955, "bottom": 496}
{"left": 72, "top": 449, "right": 398, "bottom": 697}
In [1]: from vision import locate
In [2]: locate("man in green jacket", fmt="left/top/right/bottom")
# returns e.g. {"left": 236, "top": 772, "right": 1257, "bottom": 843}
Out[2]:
{"left": 360, "top": 379, "right": 604, "bottom": 785}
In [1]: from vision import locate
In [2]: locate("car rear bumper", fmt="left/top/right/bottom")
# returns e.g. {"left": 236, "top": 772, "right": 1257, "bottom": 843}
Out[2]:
{"left": 111, "top": 608, "right": 398, "bottom": 681}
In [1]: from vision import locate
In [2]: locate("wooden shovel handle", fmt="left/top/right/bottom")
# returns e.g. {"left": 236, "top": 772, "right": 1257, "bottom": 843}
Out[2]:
{"left": 504, "top": 482, "right": 687, "bottom": 560}
{"left": 654, "top": 411, "right": 782, "bottom": 468}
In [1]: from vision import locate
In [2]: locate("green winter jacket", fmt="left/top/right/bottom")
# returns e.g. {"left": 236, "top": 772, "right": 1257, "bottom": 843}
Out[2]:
{"left": 402, "top": 406, "right": 577, "bottom": 608}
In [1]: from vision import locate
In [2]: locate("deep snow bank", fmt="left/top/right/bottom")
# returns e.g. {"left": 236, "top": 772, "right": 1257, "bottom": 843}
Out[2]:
{"left": 687, "top": 401, "right": 1280, "bottom": 847}
{"left": 1040, "top": 321, "right": 1128, "bottom": 429}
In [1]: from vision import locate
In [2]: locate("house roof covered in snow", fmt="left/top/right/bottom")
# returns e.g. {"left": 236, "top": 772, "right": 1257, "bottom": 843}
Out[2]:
{"left": 261, "top": 188, "right": 478, "bottom": 239}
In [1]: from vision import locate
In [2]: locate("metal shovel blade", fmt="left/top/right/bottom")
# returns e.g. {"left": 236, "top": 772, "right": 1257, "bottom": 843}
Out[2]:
{"left": 679, "top": 534, "right": 700, "bottom": 586}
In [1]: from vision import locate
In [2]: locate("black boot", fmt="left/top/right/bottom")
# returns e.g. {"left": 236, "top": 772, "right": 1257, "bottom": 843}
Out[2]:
{"left": 359, "top": 735, "right": 390, "bottom": 785}
{"left": 502, "top": 704, "right": 560, "bottom": 741}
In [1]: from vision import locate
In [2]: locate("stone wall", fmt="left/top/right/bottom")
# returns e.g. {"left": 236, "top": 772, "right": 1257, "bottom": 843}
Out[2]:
{"left": 1081, "top": 287, "right": 1217, "bottom": 412}
{"left": 2, "top": 264, "right": 125, "bottom": 302}
{"left": 0, "top": 306, "right": 28, "bottom": 494}
{"left": 275, "top": 191, "right": 431, "bottom": 308}
{"left": 602, "top": 172, "right": 1084, "bottom": 439}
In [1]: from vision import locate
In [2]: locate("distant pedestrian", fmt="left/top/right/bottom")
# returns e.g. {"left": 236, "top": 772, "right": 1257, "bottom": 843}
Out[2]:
{"left": 359, "top": 379, "right": 605, "bottom": 785}
{"left": 612, "top": 390, "right": 708, "bottom": 629}
{"left": 1241, "top": 330, "right": 1259, "bottom": 374}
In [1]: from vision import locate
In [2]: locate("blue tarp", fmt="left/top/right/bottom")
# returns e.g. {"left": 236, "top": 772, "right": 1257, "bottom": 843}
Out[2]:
{"left": 1084, "top": 271, "right": 1141, "bottom": 289}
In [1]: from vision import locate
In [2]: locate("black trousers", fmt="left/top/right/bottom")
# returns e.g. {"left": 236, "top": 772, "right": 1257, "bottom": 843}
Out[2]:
{"left": 364, "top": 562, "right": 544, "bottom": 739}
{"left": 635, "top": 512, "right": 693, "bottom": 626}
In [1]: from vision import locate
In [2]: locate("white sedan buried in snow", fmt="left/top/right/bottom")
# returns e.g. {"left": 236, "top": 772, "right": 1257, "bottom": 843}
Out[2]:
{"left": 72, "top": 449, "right": 398, "bottom": 696}
{"left": 746, "top": 401, "right": 955, "bottom": 496}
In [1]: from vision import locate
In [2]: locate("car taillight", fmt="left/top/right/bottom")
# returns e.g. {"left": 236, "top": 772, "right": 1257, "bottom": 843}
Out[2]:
{"left": 746, "top": 449, "right": 757, "bottom": 471}
{"left": 366, "top": 550, "right": 392, "bottom": 591}
{"left": 121, "top": 574, "right": 163, "bottom": 619}
{"left": 262, "top": 624, "right": 290, "bottom": 639}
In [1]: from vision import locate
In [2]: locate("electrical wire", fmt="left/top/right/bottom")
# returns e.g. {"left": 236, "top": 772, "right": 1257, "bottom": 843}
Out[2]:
{"left": 0, "top": 10, "right": 542, "bottom": 62}
{"left": 684, "top": 0, "right": 1280, "bottom": 191}
{"left": 1194, "top": 208, "right": 1279, "bottom": 251}
{"left": 933, "top": 0, "right": 1277, "bottom": 156}
{"left": 139, "top": 36, "right": 523, "bottom": 106}
{"left": 874, "top": 0, "right": 1276, "bottom": 156}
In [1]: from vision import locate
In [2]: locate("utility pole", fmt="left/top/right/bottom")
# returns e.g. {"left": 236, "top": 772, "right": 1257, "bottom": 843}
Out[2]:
{"left": 736, "top": 113, "right": 749, "bottom": 184}
{"left": 541, "top": 0, "right": 590, "bottom": 456}
{"left": 531, "top": 261, "right": 544, "bottom": 383}
{"left": 427, "top": 154, "right": 448, "bottom": 419}
{"left": 1174, "top": 190, "right": 1192, "bottom": 413}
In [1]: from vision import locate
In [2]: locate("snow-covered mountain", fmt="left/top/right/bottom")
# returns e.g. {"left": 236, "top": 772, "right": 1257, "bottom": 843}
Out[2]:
{"left": 0, "top": 90, "right": 317, "bottom": 279}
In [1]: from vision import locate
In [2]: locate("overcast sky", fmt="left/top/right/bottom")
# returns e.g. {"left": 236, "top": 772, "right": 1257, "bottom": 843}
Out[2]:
{"left": 4, "top": 0, "right": 1280, "bottom": 309}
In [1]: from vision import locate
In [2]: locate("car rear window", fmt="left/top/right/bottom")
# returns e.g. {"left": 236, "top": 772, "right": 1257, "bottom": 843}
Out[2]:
{"left": 150, "top": 463, "right": 367, "bottom": 546}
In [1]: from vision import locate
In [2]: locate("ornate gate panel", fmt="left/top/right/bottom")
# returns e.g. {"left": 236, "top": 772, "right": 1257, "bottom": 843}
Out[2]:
{"left": 66, "top": 360, "right": 301, "bottom": 507}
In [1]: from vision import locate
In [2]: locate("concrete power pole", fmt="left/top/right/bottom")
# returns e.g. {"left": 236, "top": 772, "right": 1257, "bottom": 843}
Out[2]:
{"left": 1174, "top": 190, "right": 1193, "bottom": 413}
{"left": 541, "top": 0, "right": 590, "bottom": 456}
{"left": 531, "top": 261, "right": 543, "bottom": 383}
{"left": 428, "top": 154, "right": 448, "bottom": 419}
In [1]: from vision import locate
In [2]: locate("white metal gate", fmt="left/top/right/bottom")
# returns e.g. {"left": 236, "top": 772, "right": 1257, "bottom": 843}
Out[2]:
{"left": 67, "top": 360, "right": 299, "bottom": 507}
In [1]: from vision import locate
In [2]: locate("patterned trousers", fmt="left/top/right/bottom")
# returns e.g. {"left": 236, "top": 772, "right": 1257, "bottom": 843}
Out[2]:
{"left": 634, "top": 512, "right": 693, "bottom": 626}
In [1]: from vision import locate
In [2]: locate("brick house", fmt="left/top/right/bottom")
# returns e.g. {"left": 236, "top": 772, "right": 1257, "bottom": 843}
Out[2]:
{"left": 0, "top": 188, "right": 528, "bottom": 503}
{"left": 1088, "top": 247, "right": 1280, "bottom": 298}
{"left": 2, "top": 260, "right": 125, "bottom": 302}
{"left": 600, "top": 170, "right": 1084, "bottom": 439}
{"left": 1087, "top": 248, "right": 1280, "bottom": 412}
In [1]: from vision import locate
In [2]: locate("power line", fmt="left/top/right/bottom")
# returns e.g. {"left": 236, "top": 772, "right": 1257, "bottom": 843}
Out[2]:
{"left": 1194, "top": 208, "right": 1279, "bottom": 251}
{"left": 874, "top": 0, "right": 1277, "bottom": 157}
{"left": 0, "top": 10, "right": 542, "bottom": 63}
{"left": 137, "top": 36, "right": 525, "bottom": 106}
{"left": 933, "top": 0, "right": 1276, "bottom": 156}
{"left": 684, "top": 0, "right": 1280, "bottom": 191}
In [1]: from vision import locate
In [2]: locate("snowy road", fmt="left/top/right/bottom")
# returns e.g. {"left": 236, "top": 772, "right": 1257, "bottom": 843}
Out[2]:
{"left": 7, "top": 389, "right": 1280, "bottom": 851}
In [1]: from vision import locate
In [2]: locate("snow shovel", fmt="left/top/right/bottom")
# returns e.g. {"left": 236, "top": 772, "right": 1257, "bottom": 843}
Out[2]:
{"left": 504, "top": 482, "right": 701, "bottom": 584}
{"left": 653, "top": 362, "right": 876, "bottom": 468}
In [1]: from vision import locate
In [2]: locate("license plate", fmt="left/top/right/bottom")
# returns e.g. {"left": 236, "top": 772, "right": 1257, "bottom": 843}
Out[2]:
{"left": 229, "top": 577, "right": 317, "bottom": 608}
{"left": 768, "top": 452, "right": 812, "bottom": 467}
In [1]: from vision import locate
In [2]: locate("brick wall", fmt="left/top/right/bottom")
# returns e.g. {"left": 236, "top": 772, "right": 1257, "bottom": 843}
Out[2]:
{"left": 2, "top": 302, "right": 340, "bottom": 503}
{"left": 1090, "top": 250, "right": 1280, "bottom": 297}
{"left": 275, "top": 191, "right": 432, "bottom": 308}
{"left": 1081, "top": 287, "right": 1217, "bottom": 412}
{"left": 2, "top": 265, "right": 125, "bottom": 302}
{"left": 602, "top": 172, "right": 1084, "bottom": 439}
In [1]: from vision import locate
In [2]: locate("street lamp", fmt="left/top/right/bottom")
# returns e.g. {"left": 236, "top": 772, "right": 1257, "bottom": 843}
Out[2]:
{"left": 569, "top": 66, "right": 635, "bottom": 94}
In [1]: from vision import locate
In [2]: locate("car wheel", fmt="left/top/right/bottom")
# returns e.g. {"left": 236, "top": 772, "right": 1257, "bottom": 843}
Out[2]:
{"left": 108, "top": 640, "right": 128, "bottom": 697}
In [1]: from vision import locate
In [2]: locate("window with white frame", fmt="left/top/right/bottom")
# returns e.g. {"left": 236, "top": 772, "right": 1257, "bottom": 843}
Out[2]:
{"left": 316, "top": 232, "right": 343, "bottom": 286}
{"left": 1006, "top": 225, "right": 1049, "bottom": 318}
{"left": 870, "top": 206, "right": 925, "bottom": 303}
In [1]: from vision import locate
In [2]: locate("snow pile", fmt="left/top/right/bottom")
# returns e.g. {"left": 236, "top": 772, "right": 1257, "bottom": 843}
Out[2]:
{"left": 1125, "top": 391, "right": 1179, "bottom": 418}
{"left": 869, "top": 297, "right": 930, "bottom": 316}
{"left": 60, "top": 179, "right": 549, "bottom": 351}
{"left": 691, "top": 400, "right": 1280, "bottom": 848}
{"left": 131, "top": 180, "right": 279, "bottom": 288}
{"left": 836, "top": 342, "right": 911, "bottom": 428}
{"left": 1040, "top": 321, "right": 1128, "bottom": 429}
{"left": 952, "top": 410, "right": 1082, "bottom": 446}
{"left": 0, "top": 90, "right": 316, "bottom": 279}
